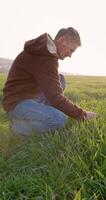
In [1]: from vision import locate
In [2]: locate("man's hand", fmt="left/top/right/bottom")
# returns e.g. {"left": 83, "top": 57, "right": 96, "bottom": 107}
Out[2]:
{"left": 85, "top": 111, "right": 97, "bottom": 120}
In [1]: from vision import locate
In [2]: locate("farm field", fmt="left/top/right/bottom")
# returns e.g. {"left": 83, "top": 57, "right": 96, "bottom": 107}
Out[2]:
{"left": 0, "top": 74, "right": 106, "bottom": 200}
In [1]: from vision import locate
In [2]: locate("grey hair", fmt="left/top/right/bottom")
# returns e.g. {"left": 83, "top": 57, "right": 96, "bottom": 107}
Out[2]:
{"left": 54, "top": 27, "right": 81, "bottom": 46}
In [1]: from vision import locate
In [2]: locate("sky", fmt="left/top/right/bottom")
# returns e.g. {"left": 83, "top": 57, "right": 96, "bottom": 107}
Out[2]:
{"left": 0, "top": 0, "right": 106, "bottom": 76}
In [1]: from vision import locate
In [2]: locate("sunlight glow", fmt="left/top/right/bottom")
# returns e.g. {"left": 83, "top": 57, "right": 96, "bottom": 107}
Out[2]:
{"left": 0, "top": 0, "right": 106, "bottom": 76}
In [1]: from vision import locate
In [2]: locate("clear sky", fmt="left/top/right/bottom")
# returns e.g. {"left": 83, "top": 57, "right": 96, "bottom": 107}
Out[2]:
{"left": 0, "top": 0, "right": 106, "bottom": 76}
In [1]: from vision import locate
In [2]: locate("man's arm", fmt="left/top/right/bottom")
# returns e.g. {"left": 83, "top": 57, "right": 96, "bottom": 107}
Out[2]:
{"left": 27, "top": 56, "right": 96, "bottom": 120}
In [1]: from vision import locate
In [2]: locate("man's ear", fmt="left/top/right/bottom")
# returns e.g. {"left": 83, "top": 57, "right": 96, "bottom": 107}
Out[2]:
{"left": 57, "top": 36, "right": 65, "bottom": 44}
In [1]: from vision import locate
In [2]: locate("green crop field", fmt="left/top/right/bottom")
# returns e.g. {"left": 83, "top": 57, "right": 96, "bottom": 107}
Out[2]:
{"left": 0, "top": 74, "right": 106, "bottom": 200}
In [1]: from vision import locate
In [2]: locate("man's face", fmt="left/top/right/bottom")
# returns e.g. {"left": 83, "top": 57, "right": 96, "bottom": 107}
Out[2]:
{"left": 57, "top": 37, "right": 78, "bottom": 60}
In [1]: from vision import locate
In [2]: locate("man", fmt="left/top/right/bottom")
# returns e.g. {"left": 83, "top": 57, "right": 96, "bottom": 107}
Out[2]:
{"left": 2, "top": 27, "right": 96, "bottom": 135}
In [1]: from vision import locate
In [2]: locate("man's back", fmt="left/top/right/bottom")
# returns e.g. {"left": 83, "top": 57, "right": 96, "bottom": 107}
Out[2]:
{"left": 2, "top": 33, "right": 59, "bottom": 112}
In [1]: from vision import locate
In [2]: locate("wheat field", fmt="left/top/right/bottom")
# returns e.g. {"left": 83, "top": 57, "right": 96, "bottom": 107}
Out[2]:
{"left": 0, "top": 74, "right": 106, "bottom": 200}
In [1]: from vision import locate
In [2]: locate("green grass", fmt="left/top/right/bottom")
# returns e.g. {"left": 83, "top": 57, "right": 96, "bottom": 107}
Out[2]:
{"left": 0, "top": 74, "right": 106, "bottom": 200}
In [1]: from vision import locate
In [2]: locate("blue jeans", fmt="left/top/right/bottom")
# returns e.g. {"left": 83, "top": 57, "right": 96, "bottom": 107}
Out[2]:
{"left": 8, "top": 74, "right": 68, "bottom": 135}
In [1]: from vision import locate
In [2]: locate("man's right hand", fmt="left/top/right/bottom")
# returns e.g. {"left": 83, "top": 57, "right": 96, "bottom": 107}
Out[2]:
{"left": 85, "top": 111, "right": 97, "bottom": 120}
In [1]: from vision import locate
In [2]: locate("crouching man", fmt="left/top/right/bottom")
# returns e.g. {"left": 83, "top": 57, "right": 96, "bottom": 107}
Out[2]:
{"left": 2, "top": 27, "right": 96, "bottom": 135}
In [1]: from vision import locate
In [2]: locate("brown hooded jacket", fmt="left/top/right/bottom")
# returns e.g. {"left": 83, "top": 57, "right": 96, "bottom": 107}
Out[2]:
{"left": 2, "top": 33, "right": 86, "bottom": 120}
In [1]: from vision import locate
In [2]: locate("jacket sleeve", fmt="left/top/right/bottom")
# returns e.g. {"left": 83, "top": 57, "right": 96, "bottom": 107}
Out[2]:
{"left": 29, "top": 56, "right": 86, "bottom": 120}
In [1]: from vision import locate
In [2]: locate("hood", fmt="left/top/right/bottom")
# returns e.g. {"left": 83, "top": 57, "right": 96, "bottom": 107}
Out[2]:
{"left": 24, "top": 33, "right": 58, "bottom": 57}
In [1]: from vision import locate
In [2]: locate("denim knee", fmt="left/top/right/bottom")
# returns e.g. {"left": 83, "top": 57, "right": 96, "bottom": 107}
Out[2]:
{"left": 9, "top": 108, "right": 68, "bottom": 135}
{"left": 8, "top": 99, "right": 68, "bottom": 135}
{"left": 46, "top": 109, "right": 68, "bottom": 130}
